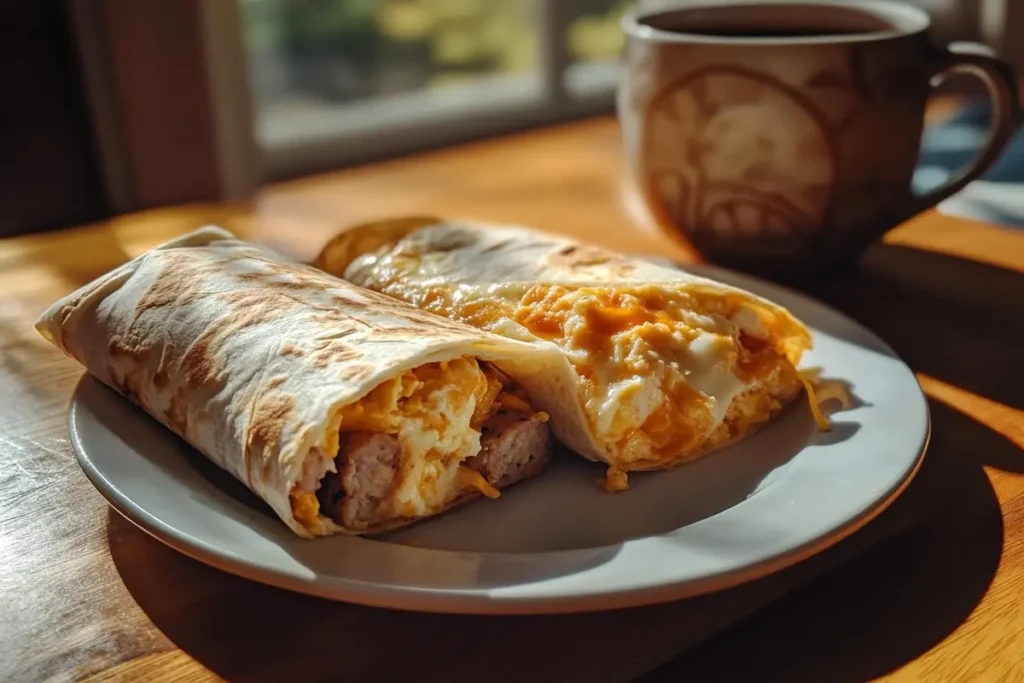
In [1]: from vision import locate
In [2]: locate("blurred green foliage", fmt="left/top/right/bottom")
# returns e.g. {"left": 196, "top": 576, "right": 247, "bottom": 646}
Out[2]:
{"left": 242, "top": 0, "right": 627, "bottom": 101}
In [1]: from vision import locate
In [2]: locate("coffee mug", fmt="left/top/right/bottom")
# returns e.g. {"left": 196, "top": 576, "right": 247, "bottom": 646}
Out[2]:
{"left": 618, "top": 0, "right": 1021, "bottom": 279}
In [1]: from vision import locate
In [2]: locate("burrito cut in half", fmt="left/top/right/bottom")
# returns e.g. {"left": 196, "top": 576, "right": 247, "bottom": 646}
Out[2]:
{"left": 36, "top": 227, "right": 553, "bottom": 537}
{"left": 316, "top": 218, "right": 818, "bottom": 491}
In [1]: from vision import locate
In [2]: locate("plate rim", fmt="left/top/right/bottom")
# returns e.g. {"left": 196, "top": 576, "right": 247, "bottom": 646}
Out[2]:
{"left": 73, "top": 408, "right": 928, "bottom": 614}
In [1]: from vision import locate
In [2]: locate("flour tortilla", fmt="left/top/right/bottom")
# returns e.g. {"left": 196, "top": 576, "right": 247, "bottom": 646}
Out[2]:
{"left": 316, "top": 217, "right": 812, "bottom": 469}
{"left": 36, "top": 226, "right": 549, "bottom": 537}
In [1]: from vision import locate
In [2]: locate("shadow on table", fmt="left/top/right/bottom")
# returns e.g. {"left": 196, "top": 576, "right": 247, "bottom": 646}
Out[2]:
{"left": 103, "top": 387, "right": 970, "bottom": 683}
{"left": 811, "top": 242, "right": 1024, "bottom": 415}
{"left": 644, "top": 400, "right": 1007, "bottom": 682}
{"left": 104, "top": 388, "right": 986, "bottom": 683}
{"left": 104, "top": 507, "right": 712, "bottom": 683}
{"left": 645, "top": 243, "right": 1019, "bottom": 681}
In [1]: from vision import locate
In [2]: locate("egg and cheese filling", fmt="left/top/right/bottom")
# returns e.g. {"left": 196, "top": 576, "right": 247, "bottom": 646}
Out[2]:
{"left": 359, "top": 266, "right": 805, "bottom": 480}
{"left": 289, "top": 357, "right": 522, "bottom": 532}
{"left": 337, "top": 247, "right": 808, "bottom": 489}
{"left": 512, "top": 284, "right": 803, "bottom": 475}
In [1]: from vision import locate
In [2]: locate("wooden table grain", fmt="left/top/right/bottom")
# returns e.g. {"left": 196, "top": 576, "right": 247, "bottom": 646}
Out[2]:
{"left": 1, "top": 117, "right": 1021, "bottom": 683}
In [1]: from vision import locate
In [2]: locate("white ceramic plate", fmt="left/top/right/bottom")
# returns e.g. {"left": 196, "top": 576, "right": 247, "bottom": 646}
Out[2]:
{"left": 69, "top": 264, "right": 929, "bottom": 615}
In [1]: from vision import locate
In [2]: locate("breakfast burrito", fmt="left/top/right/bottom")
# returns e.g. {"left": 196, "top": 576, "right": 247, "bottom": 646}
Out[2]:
{"left": 316, "top": 217, "right": 817, "bottom": 491}
{"left": 36, "top": 226, "right": 553, "bottom": 538}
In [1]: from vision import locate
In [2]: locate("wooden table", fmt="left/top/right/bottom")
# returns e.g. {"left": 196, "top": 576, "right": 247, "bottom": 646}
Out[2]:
{"left": 2, "top": 117, "right": 1022, "bottom": 682}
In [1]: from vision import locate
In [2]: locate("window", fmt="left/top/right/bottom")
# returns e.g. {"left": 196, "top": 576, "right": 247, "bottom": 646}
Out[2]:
{"left": 240, "top": 0, "right": 629, "bottom": 177}
{"left": 68, "top": 0, "right": 1019, "bottom": 215}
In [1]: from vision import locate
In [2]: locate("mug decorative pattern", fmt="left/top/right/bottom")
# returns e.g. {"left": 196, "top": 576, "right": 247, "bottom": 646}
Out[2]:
{"left": 642, "top": 65, "right": 838, "bottom": 245}
{"left": 616, "top": 3, "right": 964, "bottom": 277}
{"left": 623, "top": 42, "right": 929, "bottom": 260}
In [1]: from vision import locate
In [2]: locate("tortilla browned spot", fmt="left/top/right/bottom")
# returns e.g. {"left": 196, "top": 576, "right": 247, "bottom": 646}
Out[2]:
{"left": 217, "top": 289, "right": 296, "bottom": 322}
{"left": 180, "top": 323, "right": 224, "bottom": 392}
{"left": 135, "top": 262, "right": 201, "bottom": 314}
{"left": 280, "top": 344, "right": 305, "bottom": 357}
{"left": 547, "top": 242, "right": 637, "bottom": 277}
{"left": 339, "top": 364, "right": 374, "bottom": 384}
{"left": 330, "top": 293, "right": 368, "bottom": 309}
{"left": 245, "top": 393, "right": 296, "bottom": 483}
{"left": 165, "top": 391, "right": 190, "bottom": 436}
{"left": 233, "top": 269, "right": 331, "bottom": 293}
{"left": 109, "top": 370, "right": 144, "bottom": 410}
{"left": 311, "top": 340, "right": 361, "bottom": 369}
{"left": 548, "top": 244, "right": 613, "bottom": 268}
{"left": 152, "top": 343, "right": 175, "bottom": 390}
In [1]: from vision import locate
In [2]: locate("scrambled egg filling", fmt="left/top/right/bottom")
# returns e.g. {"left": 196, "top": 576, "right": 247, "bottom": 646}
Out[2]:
{"left": 511, "top": 285, "right": 801, "bottom": 474}
{"left": 351, "top": 253, "right": 809, "bottom": 490}
{"left": 290, "top": 357, "right": 514, "bottom": 530}
{"left": 336, "top": 357, "right": 487, "bottom": 518}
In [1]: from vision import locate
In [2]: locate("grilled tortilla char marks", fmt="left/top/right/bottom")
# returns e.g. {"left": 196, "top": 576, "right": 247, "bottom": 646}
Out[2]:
{"left": 134, "top": 260, "right": 202, "bottom": 315}
{"left": 338, "top": 364, "right": 375, "bottom": 385}
{"left": 160, "top": 255, "right": 308, "bottom": 437}
{"left": 548, "top": 242, "right": 637, "bottom": 277}
{"left": 331, "top": 289, "right": 484, "bottom": 338}
{"left": 280, "top": 344, "right": 305, "bottom": 357}
{"left": 152, "top": 342, "right": 174, "bottom": 391}
{"left": 246, "top": 393, "right": 296, "bottom": 484}
{"left": 114, "top": 262, "right": 199, "bottom": 393}
{"left": 233, "top": 268, "right": 334, "bottom": 293}
{"left": 41, "top": 229, "right": 568, "bottom": 539}
{"left": 311, "top": 340, "right": 361, "bottom": 369}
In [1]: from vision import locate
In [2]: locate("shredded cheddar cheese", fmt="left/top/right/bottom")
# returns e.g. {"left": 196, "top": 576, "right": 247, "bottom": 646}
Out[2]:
{"left": 799, "top": 370, "right": 854, "bottom": 431}
{"left": 800, "top": 373, "right": 831, "bottom": 431}
{"left": 600, "top": 466, "right": 629, "bottom": 493}
{"left": 459, "top": 467, "right": 501, "bottom": 499}
{"left": 290, "top": 490, "right": 321, "bottom": 530}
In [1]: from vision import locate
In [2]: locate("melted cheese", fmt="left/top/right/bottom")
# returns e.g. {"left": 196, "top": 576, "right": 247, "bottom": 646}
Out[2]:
{"left": 513, "top": 285, "right": 798, "bottom": 472}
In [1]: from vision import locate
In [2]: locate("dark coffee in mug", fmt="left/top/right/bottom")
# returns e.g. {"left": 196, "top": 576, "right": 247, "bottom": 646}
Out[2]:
{"left": 618, "top": 1, "right": 1020, "bottom": 280}
{"left": 641, "top": 3, "right": 893, "bottom": 39}
{"left": 655, "top": 27, "right": 869, "bottom": 38}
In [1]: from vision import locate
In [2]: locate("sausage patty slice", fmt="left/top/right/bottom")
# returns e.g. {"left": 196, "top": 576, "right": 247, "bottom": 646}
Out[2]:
{"left": 317, "top": 414, "right": 552, "bottom": 528}
{"left": 316, "top": 432, "right": 399, "bottom": 529}
{"left": 465, "top": 412, "right": 552, "bottom": 488}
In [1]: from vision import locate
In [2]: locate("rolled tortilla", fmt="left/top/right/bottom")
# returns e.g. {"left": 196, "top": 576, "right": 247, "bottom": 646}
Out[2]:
{"left": 36, "top": 226, "right": 553, "bottom": 537}
{"left": 316, "top": 217, "right": 814, "bottom": 490}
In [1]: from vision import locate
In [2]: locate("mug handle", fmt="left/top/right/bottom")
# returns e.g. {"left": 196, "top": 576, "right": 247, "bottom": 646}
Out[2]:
{"left": 900, "top": 42, "right": 1021, "bottom": 219}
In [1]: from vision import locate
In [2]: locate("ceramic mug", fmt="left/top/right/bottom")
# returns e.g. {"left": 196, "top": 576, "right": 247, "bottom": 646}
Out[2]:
{"left": 618, "top": 0, "right": 1021, "bottom": 280}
